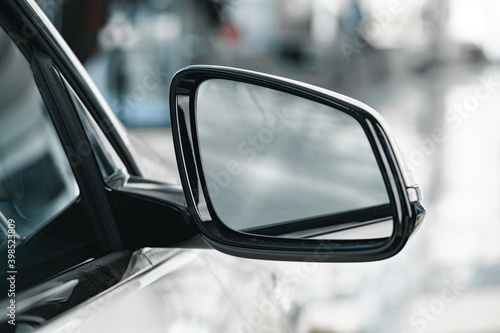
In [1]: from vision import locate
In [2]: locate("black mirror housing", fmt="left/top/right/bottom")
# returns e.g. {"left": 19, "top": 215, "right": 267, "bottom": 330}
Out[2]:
{"left": 170, "top": 65, "right": 425, "bottom": 262}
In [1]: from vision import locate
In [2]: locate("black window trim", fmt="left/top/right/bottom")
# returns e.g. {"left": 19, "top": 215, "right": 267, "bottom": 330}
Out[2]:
{"left": 31, "top": 47, "right": 123, "bottom": 252}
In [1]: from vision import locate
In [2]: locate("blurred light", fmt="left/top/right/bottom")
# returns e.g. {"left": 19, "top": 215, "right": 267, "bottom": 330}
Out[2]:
{"left": 98, "top": 12, "right": 137, "bottom": 50}
{"left": 220, "top": 23, "right": 240, "bottom": 45}
{"left": 154, "top": 13, "right": 182, "bottom": 43}
{"left": 448, "top": 0, "right": 500, "bottom": 61}
{"left": 311, "top": 0, "right": 342, "bottom": 47}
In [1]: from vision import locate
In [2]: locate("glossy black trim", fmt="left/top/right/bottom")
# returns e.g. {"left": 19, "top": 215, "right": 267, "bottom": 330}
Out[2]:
{"left": 171, "top": 65, "right": 425, "bottom": 262}
{"left": 32, "top": 48, "right": 123, "bottom": 251}
{"left": 105, "top": 179, "right": 198, "bottom": 249}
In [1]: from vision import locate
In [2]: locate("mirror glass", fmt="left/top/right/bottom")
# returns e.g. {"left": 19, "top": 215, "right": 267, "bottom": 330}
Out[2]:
{"left": 196, "top": 79, "right": 392, "bottom": 240}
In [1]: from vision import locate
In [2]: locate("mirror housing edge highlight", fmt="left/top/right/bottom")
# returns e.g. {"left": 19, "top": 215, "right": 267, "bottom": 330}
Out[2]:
{"left": 170, "top": 65, "right": 425, "bottom": 262}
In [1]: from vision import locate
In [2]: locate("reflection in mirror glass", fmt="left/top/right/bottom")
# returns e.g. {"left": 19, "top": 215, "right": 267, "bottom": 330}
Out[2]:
{"left": 196, "top": 79, "right": 392, "bottom": 240}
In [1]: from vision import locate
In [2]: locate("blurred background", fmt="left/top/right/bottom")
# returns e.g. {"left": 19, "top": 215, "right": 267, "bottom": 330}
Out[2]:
{"left": 35, "top": 0, "right": 500, "bottom": 332}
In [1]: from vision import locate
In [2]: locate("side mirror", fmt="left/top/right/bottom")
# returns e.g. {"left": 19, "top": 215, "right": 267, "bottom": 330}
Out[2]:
{"left": 170, "top": 66, "right": 425, "bottom": 262}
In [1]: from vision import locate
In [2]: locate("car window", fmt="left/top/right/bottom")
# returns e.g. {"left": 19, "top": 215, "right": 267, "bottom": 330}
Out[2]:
{"left": 0, "top": 24, "right": 108, "bottom": 292}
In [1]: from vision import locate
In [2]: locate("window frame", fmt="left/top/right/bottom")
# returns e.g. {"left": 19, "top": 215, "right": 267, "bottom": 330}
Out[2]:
{"left": 0, "top": 5, "right": 124, "bottom": 291}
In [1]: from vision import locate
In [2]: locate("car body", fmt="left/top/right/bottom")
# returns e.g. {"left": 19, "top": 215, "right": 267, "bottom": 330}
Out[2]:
{"left": 0, "top": 0, "right": 424, "bottom": 332}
